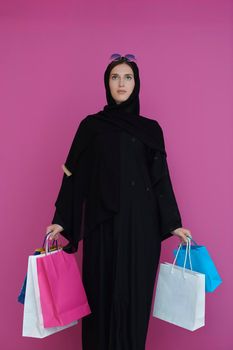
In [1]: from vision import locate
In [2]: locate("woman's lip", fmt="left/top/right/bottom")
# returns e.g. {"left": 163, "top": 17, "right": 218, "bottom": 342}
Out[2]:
{"left": 117, "top": 90, "right": 127, "bottom": 93}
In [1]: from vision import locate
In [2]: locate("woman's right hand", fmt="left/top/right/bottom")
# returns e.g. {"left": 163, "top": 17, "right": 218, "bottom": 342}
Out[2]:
{"left": 46, "top": 224, "right": 64, "bottom": 240}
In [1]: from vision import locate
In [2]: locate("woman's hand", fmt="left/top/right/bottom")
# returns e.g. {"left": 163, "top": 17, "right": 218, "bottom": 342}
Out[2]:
{"left": 46, "top": 224, "right": 64, "bottom": 240}
{"left": 171, "top": 227, "right": 192, "bottom": 244}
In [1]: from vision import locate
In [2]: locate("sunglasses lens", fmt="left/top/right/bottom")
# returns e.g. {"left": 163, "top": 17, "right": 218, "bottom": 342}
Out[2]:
{"left": 110, "top": 53, "right": 121, "bottom": 61}
{"left": 125, "top": 54, "right": 136, "bottom": 61}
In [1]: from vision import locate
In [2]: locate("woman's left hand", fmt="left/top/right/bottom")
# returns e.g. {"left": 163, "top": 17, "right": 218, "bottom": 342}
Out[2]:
{"left": 171, "top": 227, "right": 192, "bottom": 244}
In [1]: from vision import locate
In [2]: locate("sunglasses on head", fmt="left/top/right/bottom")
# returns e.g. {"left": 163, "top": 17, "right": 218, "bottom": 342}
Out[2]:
{"left": 110, "top": 53, "right": 137, "bottom": 62}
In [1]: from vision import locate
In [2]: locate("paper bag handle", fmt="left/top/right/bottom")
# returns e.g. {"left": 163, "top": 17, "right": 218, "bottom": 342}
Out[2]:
{"left": 171, "top": 237, "right": 193, "bottom": 278}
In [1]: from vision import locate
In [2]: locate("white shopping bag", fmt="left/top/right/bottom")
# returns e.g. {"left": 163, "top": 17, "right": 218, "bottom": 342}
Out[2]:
{"left": 22, "top": 252, "right": 78, "bottom": 338}
{"left": 153, "top": 238, "right": 205, "bottom": 331}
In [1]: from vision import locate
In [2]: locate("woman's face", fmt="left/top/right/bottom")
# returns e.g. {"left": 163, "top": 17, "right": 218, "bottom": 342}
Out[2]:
{"left": 109, "top": 63, "right": 135, "bottom": 104}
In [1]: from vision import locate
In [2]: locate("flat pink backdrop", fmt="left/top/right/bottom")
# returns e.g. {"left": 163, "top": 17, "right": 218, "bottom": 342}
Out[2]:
{"left": 0, "top": 0, "right": 232, "bottom": 349}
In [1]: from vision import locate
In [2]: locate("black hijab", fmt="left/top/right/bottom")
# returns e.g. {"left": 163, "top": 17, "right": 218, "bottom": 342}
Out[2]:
{"left": 52, "top": 58, "right": 172, "bottom": 253}
{"left": 95, "top": 58, "right": 166, "bottom": 155}
{"left": 103, "top": 57, "right": 140, "bottom": 115}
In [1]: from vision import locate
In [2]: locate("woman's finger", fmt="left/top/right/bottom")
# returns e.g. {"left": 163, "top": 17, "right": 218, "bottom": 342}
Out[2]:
{"left": 46, "top": 228, "right": 53, "bottom": 235}
{"left": 180, "top": 229, "right": 191, "bottom": 240}
{"left": 185, "top": 229, "right": 192, "bottom": 237}
{"left": 181, "top": 233, "right": 188, "bottom": 243}
{"left": 49, "top": 232, "right": 57, "bottom": 240}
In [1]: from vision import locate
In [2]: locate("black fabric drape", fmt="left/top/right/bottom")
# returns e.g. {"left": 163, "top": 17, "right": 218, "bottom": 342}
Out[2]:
{"left": 51, "top": 114, "right": 182, "bottom": 253}
{"left": 51, "top": 58, "right": 182, "bottom": 253}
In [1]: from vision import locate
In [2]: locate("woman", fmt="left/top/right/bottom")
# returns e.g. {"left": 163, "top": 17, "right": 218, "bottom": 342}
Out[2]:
{"left": 46, "top": 54, "right": 192, "bottom": 350}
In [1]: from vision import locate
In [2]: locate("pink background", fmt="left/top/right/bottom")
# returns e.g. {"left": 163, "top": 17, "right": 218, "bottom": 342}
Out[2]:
{"left": 1, "top": 0, "right": 232, "bottom": 349}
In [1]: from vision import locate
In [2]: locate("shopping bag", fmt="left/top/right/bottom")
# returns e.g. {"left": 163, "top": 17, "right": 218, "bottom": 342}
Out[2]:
{"left": 22, "top": 252, "right": 78, "bottom": 338}
{"left": 173, "top": 238, "right": 222, "bottom": 292}
{"left": 153, "top": 238, "right": 205, "bottom": 331}
{"left": 36, "top": 234, "right": 91, "bottom": 328}
{"left": 18, "top": 250, "right": 41, "bottom": 304}
{"left": 18, "top": 235, "right": 58, "bottom": 304}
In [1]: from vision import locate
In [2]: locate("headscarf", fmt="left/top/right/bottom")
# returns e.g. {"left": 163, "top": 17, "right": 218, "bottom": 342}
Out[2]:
{"left": 103, "top": 57, "right": 140, "bottom": 115}
{"left": 95, "top": 58, "right": 166, "bottom": 155}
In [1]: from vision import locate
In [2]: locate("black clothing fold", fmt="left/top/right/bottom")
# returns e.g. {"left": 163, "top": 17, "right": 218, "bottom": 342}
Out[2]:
{"left": 51, "top": 113, "right": 182, "bottom": 253}
{"left": 81, "top": 130, "right": 163, "bottom": 350}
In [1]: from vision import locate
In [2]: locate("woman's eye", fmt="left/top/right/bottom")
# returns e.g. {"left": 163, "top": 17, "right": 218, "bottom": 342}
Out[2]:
{"left": 112, "top": 76, "right": 132, "bottom": 79}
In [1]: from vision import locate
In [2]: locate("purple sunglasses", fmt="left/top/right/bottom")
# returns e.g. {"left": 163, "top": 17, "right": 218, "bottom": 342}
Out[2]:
{"left": 110, "top": 53, "right": 137, "bottom": 62}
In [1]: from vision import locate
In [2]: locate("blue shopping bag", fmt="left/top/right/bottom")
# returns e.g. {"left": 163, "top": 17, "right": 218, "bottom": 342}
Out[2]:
{"left": 173, "top": 238, "right": 222, "bottom": 293}
{"left": 17, "top": 233, "right": 58, "bottom": 304}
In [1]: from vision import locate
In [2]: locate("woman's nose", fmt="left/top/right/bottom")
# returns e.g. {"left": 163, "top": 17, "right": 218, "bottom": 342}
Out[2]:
{"left": 119, "top": 79, "right": 125, "bottom": 87}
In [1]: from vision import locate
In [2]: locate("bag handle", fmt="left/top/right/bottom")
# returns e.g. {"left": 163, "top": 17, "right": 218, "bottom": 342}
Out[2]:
{"left": 44, "top": 232, "right": 61, "bottom": 255}
{"left": 179, "top": 237, "right": 198, "bottom": 247}
{"left": 42, "top": 232, "right": 58, "bottom": 250}
{"left": 171, "top": 237, "right": 193, "bottom": 279}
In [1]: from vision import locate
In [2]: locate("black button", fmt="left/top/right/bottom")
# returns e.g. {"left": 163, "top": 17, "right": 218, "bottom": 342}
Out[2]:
{"left": 154, "top": 155, "right": 158, "bottom": 160}
{"left": 159, "top": 193, "right": 164, "bottom": 198}
{"left": 131, "top": 137, "right": 135, "bottom": 142}
{"left": 131, "top": 180, "right": 135, "bottom": 186}
{"left": 146, "top": 187, "right": 150, "bottom": 191}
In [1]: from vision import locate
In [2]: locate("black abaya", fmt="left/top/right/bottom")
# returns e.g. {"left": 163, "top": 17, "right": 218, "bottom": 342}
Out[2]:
{"left": 81, "top": 129, "right": 162, "bottom": 350}
{"left": 51, "top": 57, "right": 183, "bottom": 349}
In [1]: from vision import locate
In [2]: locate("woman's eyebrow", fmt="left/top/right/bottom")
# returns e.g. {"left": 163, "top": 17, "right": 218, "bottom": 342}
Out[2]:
{"left": 111, "top": 73, "right": 134, "bottom": 76}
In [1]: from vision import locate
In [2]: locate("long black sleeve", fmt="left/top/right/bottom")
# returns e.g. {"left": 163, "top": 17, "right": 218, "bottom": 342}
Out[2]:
{"left": 51, "top": 173, "right": 79, "bottom": 253}
{"left": 153, "top": 155, "right": 183, "bottom": 241}
{"left": 146, "top": 121, "right": 183, "bottom": 241}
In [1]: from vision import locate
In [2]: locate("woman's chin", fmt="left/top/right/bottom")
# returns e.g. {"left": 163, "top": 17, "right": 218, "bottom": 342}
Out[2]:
{"left": 115, "top": 97, "right": 129, "bottom": 104}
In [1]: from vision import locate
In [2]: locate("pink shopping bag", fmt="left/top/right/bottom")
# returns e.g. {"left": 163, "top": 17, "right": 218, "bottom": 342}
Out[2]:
{"left": 36, "top": 238, "right": 91, "bottom": 328}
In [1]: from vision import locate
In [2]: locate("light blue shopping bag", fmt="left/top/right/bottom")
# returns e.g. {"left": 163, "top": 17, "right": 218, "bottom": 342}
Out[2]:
{"left": 173, "top": 238, "right": 222, "bottom": 292}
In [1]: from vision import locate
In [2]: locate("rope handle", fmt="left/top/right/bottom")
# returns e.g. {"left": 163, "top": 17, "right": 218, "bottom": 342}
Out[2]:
{"left": 180, "top": 237, "right": 198, "bottom": 247}
{"left": 42, "top": 232, "right": 58, "bottom": 249}
{"left": 171, "top": 237, "right": 193, "bottom": 279}
{"left": 42, "top": 232, "right": 63, "bottom": 255}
